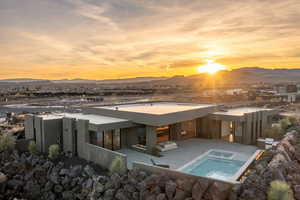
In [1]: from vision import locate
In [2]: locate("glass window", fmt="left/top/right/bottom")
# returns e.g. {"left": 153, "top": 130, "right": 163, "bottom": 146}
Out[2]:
{"left": 181, "top": 120, "right": 196, "bottom": 139}
{"left": 113, "top": 129, "right": 121, "bottom": 150}
{"left": 104, "top": 130, "right": 113, "bottom": 150}
{"left": 96, "top": 131, "right": 104, "bottom": 147}
{"left": 156, "top": 126, "right": 170, "bottom": 143}
{"left": 89, "top": 130, "right": 97, "bottom": 145}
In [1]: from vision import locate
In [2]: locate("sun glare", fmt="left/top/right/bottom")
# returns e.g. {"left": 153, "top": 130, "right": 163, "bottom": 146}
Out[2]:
{"left": 197, "top": 60, "right": 226, "bottom": 75}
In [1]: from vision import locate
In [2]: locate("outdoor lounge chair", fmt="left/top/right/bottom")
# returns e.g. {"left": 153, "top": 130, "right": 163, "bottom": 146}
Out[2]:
{"left": 150, "top": 158, "right": 170, "bottom": 168}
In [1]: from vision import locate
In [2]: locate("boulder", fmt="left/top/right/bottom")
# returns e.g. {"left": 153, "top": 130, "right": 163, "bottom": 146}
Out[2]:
{"left": 165, "top": 180, "right": 177, "bottom": 199}
{"left": 0, "top": 172, "right": 7, "bottom": 183}
{"left": 59, "top": 168, "right": 70, "bottom": 176}
{"left": 206, "top": 182, "right": 232, "bottom": 200}
{"left": 62, "top": 190, "right": 74, "bottom": 200}
{"left": 115, "top": 189, "right": 129, "bottom": 200}
{"left": 192, "top": 179, "right": 211, "bottom": 200}
{"left": 156, "top": 193, "right": 167, "bottom": 200}
{"left": 0, "top": 172, "right": 7, "bottom": 193}
{"left": 111, "top": 173, "right": 122, "bottom": 188}
{"left": 294, "top": 185, "right": 300, "bottom": 200}
{"left": 84, "top": 165, "right": 96, "bottom": 177}
{"left": 69, "top": 165, "right": 82, "bottom": 178}
{"left": 7, "top": 179, "right": 23, "bottom": 190}
{"left": 54, "top": 184, "right": 64, "bottom": 193}
{"left": 49, "top": 172, "right": 60, "bottom": 184}
{"left": 176, "top": 179, "right": 194, "bottom": 194}
{"left": 124, "top": 184, "right": 136, "bottom": 193}
{"left": 104, "top": 188, "right": 115, "bottom": 200}
{"left": 173, "top": 188, "right": 186, "bottom": 200}
{"left": 145, "top": 174, "right": 160, "bottom": 187}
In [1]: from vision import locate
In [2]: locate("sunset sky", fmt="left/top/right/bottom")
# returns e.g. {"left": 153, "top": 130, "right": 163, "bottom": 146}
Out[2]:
{"left": 0, "top": 0, "right": 300, "bottom": 80}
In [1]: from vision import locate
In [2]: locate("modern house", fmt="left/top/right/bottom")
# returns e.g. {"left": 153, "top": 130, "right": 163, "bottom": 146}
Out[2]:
{"left": 24, "top": 102, "right": 277, "bottom": 173}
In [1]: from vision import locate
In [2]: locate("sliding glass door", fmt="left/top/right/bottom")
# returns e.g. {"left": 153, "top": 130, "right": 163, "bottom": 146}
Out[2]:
{"left": 89, "top": 129, "right": 121, "bottom": 151}
{"left": 113, "top": 129, "right": 121, "bottom": 150}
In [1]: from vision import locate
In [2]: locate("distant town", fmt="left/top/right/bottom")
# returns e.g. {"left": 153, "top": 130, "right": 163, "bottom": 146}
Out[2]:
{"left": 1, "top": 67, "right": 300, "bottom": 200}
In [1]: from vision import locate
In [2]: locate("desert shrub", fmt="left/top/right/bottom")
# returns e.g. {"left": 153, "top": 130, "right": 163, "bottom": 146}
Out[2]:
{"left": 0, "top": 132, "right": 16, "bottom": 152}
{"left": 109, "top": 156, "right": 126, "bottom": 174}
{"left": 280, "top": 118, "right": 292, "bottom": 132}
{"left": 268, "top": 180, "right": 294, "bottom": 200}
{"left": 288, "top": 116, "right": 299, "bottom": 126}
{"left": 28, "top": 141, "right": 38, "bottom": 155}
{"left": 265, "top": 125, "right": 284, "bottom": 140}
{"left": 48, "top": 144, "right": 60, "bottom": 160}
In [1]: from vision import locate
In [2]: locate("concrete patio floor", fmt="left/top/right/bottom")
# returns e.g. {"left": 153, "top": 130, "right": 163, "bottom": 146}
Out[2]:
{"left": 118, "top": 138, "right": 257, "bottom": 169}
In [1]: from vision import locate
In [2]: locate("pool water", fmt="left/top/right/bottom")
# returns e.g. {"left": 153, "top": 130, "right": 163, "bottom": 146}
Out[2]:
{"left": 180, "top": 150, "right": 246, "bottom": 181}
{"left": 208, "top": 150, "right": 234, "bottom": 159}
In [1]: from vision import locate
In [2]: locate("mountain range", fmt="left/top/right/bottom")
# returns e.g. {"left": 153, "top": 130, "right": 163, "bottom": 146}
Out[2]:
{"left": 1, "top": 67, "right": 300, "bottom": 85}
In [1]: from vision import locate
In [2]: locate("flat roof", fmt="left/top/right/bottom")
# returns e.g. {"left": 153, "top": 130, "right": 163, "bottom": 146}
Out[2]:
{"left": 94, "top": 102, "right": 215, "bottom": 115}
{"left": 38, "top": 113, "right": 128, "bottom": 125}
{"left": 213, "top": 107, "right": 272, "bottom": 116}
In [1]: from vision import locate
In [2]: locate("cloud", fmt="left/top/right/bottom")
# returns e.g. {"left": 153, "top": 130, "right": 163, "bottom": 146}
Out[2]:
{"left": 0, "top": 0, "right": 300, "bottom": 79}
{"left": 162, "top": 60, "right": 205, "bottom": 69}
{"left": 64, "top": 0, "right": 119, "bottom": 30}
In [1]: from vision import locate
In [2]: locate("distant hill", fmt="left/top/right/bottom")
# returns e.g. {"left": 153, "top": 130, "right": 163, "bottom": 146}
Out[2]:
{"left": 0, "top": 78, "right": 50, "bottom": 84}
{"left": 52, "top": 77, "right": 167, "bottom": 84}
{"left": 156, "top": 67, "right": 300, "bottom": 86}
{"left": 1, "top": 68, "right": 300, "bottom": 85}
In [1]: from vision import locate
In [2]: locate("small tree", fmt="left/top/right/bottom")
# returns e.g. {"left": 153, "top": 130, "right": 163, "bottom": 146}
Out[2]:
{"left": 268, "top": 181, "right": 294, "bottom": 200}
{"left": 0, "top": 132, "right": 16, "bottom": 152}
{"left": 109, "top": 156, "right": 126, "bottom": 174}
{"left": 28, "top": 141, "right": 38, "bottom": 155}
{"left": 48, "top": 144, "right": 60, "bottom": 160}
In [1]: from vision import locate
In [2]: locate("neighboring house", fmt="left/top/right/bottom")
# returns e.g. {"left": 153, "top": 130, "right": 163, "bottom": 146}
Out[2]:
{"left": 24, "top": 102, "right": 277, "bottom": 168}
{"left": 274, "top": 84, "right": 300, "bottom": 103}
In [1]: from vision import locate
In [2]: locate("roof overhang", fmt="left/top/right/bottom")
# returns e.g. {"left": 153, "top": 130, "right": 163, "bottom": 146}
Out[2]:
{"left": 209, "top": 108, "right": 280, "bottom": 122}
{"left": 83, "top": 104, "right": 219, "bottom": 126}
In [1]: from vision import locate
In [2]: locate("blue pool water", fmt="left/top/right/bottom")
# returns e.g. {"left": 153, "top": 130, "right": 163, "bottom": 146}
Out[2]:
{"left": 181, "top": 153, "right": 245, "bottom": 180}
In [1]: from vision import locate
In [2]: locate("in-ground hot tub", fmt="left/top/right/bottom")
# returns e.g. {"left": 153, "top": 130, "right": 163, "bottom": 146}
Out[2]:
{"left": 178, "top": 149, "right": 261, "bottom": 181}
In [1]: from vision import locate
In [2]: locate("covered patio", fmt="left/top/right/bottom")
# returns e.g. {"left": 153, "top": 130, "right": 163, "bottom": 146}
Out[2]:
{"left": 118, "top": 138, "right": 257, "bottom": 169}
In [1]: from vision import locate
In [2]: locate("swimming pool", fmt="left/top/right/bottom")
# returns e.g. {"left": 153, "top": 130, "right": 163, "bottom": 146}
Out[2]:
{"left": 179, "top": 149, "right": 248, "bottom": 181}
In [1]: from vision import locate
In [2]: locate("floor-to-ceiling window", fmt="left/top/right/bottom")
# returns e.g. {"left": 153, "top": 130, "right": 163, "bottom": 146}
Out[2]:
{"left": 113, "top": 129, "right": 121, "bottom": 150}
{"left": 180, "top": 120, "right": 196, "bottom": 140}
{"left": 88, "top": 129, "right": 121, "bottom": 151}
{"left": 104, "top": 130, "right": 113, "bottom": 150}
{"left": 156, "top": 126, "right": 170, "bottom": 143}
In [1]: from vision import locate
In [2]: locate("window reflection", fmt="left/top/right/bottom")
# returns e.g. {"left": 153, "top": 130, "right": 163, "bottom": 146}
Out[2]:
{"left": 89, "top": 129, "right": 121, "bottom": 151}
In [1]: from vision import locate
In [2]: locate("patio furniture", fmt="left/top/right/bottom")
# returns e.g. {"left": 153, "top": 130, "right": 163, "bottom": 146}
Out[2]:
{"left": 257, "top": 138, "right": 277, "bottom": 150}
{"left": 156, "top": 141, "right": 178, "bottom": 152}
{"left": 150, "top": 158, "right": 170, "bottom": 168}
{"left": 131, "top": 144, "right": 147, "bottom": 153}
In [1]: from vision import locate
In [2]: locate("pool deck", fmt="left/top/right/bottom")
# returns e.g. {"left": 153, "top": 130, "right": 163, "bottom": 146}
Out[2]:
{"left": 118, "top": 138, "right": 257, "bottom": 169}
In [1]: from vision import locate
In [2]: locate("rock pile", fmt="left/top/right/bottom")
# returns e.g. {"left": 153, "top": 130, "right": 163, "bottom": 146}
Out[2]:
{"left": 231, "top": 131, "right": 300, "bottom": 200}
{"left": 0, "top": 151, "right": 233, "bottom": 200}
{"left": 6, "top": 131, "right": 300, "bottom": 200}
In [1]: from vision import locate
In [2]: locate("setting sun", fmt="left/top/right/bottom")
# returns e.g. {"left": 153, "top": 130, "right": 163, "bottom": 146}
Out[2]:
{"left": 197, "top": 60, "right": 226, "bottom": 75}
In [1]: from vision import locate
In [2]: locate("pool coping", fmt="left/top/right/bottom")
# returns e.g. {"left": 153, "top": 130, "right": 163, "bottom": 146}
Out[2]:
{"left": 177, "top": 148, "right": 262, "bottom": 182}
{"left": 232, "top": 149, "right": 262, "bottom": 181}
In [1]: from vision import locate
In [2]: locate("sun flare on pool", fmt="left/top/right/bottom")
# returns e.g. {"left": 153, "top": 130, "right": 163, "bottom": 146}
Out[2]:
{"left": 197, "top": 60, "right": 226, "bottom": 74}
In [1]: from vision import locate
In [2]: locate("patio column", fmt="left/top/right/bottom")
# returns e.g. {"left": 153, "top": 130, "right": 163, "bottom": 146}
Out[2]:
{"left": 261, "top": 111, "right": 269, "bottom": 138}
{"left": 62, "top": 118, "right": 76, "bottom": 155}
{"left": 76, "top": 119, "right": 89, "bottom": 159}
{"left": 234, "top": 122, "right": 243, "bottom": 143}
{"left": 146, "top": 126, "right": 157, "bottom": 153}
{"left": 243, "top": 113, "right": 253, "bottom": 145}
